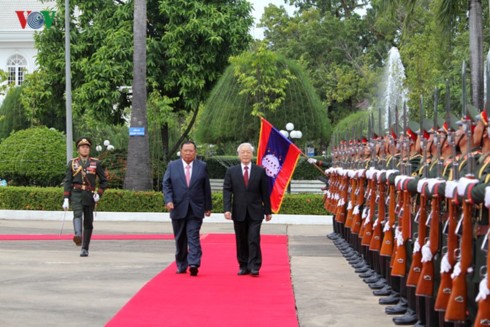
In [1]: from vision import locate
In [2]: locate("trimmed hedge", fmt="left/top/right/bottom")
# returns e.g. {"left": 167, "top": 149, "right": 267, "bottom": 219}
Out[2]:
{"left": 0, "top": 186, "right": 328, "bottom": 215}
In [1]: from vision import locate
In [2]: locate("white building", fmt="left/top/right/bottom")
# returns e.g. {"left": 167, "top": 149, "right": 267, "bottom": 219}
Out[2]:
{"left": 0, "top": 0, "right": 56, "bottom": 103}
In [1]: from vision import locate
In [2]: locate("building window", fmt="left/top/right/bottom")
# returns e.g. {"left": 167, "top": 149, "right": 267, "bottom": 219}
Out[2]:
{"left": 7, "top": 54, "right": 27, "bottom": 86}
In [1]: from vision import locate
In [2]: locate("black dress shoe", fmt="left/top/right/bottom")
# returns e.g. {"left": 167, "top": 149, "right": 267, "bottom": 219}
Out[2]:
{"left": 354, "top": 266, "right": 370, "bottom": 273}
{"left": 368, "top": 278, "right": 387, "bottom": 289}
{"left": 392, "top": 309, "right": 417, "bottom": 325}
{"left": 413, "top": 321, "right": 425, "bottom": 327}
{"left": 379, "top": 293, "right": 400, "bottom": 305}
{"left": 189, "top": 265, "right": 198, "bottom": 276}
{"left": 372, "top": 284, "right": 392, "bottom": 295}
{"left": 385, "top": 298, "right": 408, "bottom": 315}
{"left": 363, "top": 274, "right": 380, "bottom": 284}
{"left": 176, "top": 268, "right": 187, "bottom": 274}
{"left": 352, "top": 261, "right": 367, "bottom": 268}
{"left": 80, "top": 248, "right": 89, "bottom": 257}
{"left": 327, "top": 232, "right": 339, "bottom": 240}
{"left": 359, "top": 270, "right": 375, "bottom": 278}
{"left": 250, "top": 269, "right": 259, "bottom": 277}
{"left": 237, "top": 268, "right": 250, "bottom": 275}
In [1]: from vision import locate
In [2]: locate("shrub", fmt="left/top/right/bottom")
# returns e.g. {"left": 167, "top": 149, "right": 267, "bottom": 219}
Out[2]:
{"left": 0, "top": 127, "right": 66, "bottom": 186}
{"left": 0, "top": 186, "right": 327, "bottom": 215}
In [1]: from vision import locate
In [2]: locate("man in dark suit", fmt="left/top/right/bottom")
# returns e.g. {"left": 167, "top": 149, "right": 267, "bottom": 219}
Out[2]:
{"left": 163, "top": 141, "right": 212, "bottom": 276}
{"left": 223, "top": 142, "right": 272, "bottom": 277}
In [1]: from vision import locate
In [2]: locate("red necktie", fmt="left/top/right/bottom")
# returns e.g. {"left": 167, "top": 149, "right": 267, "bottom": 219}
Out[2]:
{"left": 185, "top": 165, "right": 191, "bottom": 187}
{"left": 243, "top": 166, "right": 249, "bottom": 187}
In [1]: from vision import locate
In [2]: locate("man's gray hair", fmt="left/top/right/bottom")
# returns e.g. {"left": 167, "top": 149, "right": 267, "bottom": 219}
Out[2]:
{"left": 237, "top": 142, "right": 255, "bottom": 153}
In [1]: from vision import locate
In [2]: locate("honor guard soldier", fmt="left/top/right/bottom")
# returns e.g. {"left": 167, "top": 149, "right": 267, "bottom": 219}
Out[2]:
{"left": 452, "top": 107, "right": 490, "bottom": 326}
{"left": 62, "top": 137, "right": 108, "bottom": 257}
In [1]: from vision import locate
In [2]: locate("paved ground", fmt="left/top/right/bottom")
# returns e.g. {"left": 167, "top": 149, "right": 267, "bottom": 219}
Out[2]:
{"left": 0, "top": 219, "right": 396, "bottom": 327}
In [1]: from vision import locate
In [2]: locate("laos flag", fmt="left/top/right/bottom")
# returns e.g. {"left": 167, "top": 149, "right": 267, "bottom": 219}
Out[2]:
{"left": 257, "top": 117, "right": 302, "bottom": 213}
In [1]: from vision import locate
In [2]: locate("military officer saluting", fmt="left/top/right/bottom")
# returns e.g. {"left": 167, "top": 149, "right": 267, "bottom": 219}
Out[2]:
{"left": 62, "top": 137, "right": 108, "bottom": 257}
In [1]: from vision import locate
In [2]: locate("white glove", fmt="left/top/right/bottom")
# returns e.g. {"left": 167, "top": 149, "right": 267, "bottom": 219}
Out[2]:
{"left": 93, "top": 193, "right": 100, "bottom": 203}
{"left": 451, "top": 262, "right": 462, "bottom": 279}
{"left": 440, "top": 253, "right": 452, "bottom": 273}
{"left": 62, "top": 198, "right": 69, "bottom": 211}
{"left": 485, "top": 186, "right": 490, "bottom": 208}
{"left": 427, "top": 178, "right": 444, "bottom": 194}
{"left": 395, "top": 228, "right": 404, "bottom": 246}
{"left": 413, "top": 239, "right": 421, "bottom": 253}
{"left": 457, "top": 177, "right": 478, "bottom": 197}
{"left": 353, "top": 205, "right": 360, "bottom": 215}
{"left": 445, "top": 180, "right": 458, "bottom": 199}
{"left": 475, "top": 276, "right": 490, "bottom": 302}
{"left": 307, "top": 158, "right": 317, "bottom": 164}
{"left": 417, "top": 178, "right": 428, "bottom": 193}
{"left": 421, "top": 242, "right": 433, "bottom": 263}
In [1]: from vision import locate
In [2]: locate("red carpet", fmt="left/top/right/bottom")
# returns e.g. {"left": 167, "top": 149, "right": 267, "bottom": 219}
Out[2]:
{"left": 0, "top": 234, "right": 174, "bottom": 241}
{"left": 106, "top": 234, "right": 298, "bottom": 327}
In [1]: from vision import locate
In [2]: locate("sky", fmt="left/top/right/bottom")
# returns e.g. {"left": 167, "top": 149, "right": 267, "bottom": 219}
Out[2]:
{"left": 249, "top": 0, "right": 295, "bottom": 39}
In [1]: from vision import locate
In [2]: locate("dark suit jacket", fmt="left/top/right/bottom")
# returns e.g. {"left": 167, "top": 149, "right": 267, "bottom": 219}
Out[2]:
{"left": 223, "top": 164, "right": 271, "bottom": 221}
{"left": 163, "top": 159, "right": 212, "bottom": 219}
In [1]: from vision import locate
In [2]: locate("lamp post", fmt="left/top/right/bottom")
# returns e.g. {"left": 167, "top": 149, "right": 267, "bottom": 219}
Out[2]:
{"left": 280, "top": 123, "right": 302, "bottom": 193}
{"left": 96, "top": 140, "right": 115, "bottom": 155}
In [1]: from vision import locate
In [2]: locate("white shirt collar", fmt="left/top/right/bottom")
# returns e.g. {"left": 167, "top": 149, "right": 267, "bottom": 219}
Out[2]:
{"left": 241, "top": 163, "right": 251, "bottom": 171}
{"left": 182, "top": 160, "right": 193, "bottom": 169}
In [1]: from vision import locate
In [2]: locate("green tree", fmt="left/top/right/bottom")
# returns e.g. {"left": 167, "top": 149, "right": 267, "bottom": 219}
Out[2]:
{"left": 196, "top": 49, "right": 331, "bottom": 147}
{"left": 259, "top": 3, "right": 392, "bottom": 128}
{"left": 0, "top": 86, "right": 30, "bottom": 141}
{"left": 22, "top": 0, "right": 254, "bottom": 166}
{"left": 379, "top": 0, "right": 485, "bottom": 109}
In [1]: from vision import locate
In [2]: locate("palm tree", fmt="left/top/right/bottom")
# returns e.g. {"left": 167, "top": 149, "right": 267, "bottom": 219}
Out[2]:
{"left": 123, "top": 0, "right": 152, "bottom": 190}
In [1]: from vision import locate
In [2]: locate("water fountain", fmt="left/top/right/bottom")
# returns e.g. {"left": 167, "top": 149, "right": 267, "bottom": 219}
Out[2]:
{"left": 380, "top": 47, "right": 409, "bottom": 129}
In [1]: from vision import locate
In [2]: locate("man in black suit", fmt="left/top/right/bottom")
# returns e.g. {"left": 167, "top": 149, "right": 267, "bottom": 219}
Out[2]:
{"left": 223, "top": 142, "right": 272, "bottom": 276}
{"left": 163, "top": 141, "right": 212, "bottom": 276}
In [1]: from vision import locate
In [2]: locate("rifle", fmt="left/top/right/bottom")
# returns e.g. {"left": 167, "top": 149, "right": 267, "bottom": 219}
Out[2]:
{"left": 344, "top": 129, "right": 357, "bottom": 230}
{"left": 417, "top": 87, "right": 443, "bottom": 297}
{"left": 351, "top": 123, "right": 367, "bottom": 235}
{"left": 407, "top": 96, "right": 428, "bottom": 287}
{"left": 474, "top": 231, "right": 489, "bottom": 327}
{"left": 370, "top": 111, "right": 385, "bottom": 251}
{"left": 380, "top": 108, "right": 398, "bottom": 257}
{"left": 435, "top": 84, "right": 459, "bottom": 310}
{"left": 445, "top": 61, "right": 474, "bottom": 323}
{"left": 391, "top": 101, "right": 411, "bottom": 276}
{"left": 360, "top": 114, "right": 376, "bottom": 244}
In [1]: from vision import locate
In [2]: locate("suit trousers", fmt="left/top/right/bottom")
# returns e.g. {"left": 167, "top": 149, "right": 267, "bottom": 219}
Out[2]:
{"left": 233, "top": 213, "right": 262, "bottom": 271}
{"left": 171, "top": 206, "right": 203, "bottom": 271}
{"left": 71, "top": 191, "right": 94, "bottom": 231}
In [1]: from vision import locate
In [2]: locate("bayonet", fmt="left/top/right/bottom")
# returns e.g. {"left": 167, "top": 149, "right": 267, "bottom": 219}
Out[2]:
{"left": 446, "top": 80, "right": 459, "bottom": 181}
{"left": 462, "top": 61, "right": 475, "bottom": 177}
{"left": 420, "top": 95, "right": 428, "bottom": 178}
{"left": 434, "top": 87, "right": 442, "bottom": 178}
{"left": 394, "top": 105, "right": 399, "bottom": 169}
{"left": 403, "top": 101, "right": 411, "bottom": 176}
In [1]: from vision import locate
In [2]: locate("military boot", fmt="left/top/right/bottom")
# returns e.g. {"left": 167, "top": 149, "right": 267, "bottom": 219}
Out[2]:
{"left": 80, "top": 229, "right": 93, "bottom": 257}
{"left": 72, "top": 218, "right": 82, "bottom": 246}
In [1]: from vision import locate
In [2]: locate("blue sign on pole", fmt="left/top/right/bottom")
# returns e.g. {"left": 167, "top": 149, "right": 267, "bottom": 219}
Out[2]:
{"left": 129, "top": 127, "right": 145, "bottom": 136}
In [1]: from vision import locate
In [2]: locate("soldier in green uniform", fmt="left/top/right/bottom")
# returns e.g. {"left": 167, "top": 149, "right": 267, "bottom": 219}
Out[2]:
{"left": 62, "top": 137, "right": 108, "bottom": 257}
{"left": 456, "top": 109, "right": 490, "bottom": 325}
